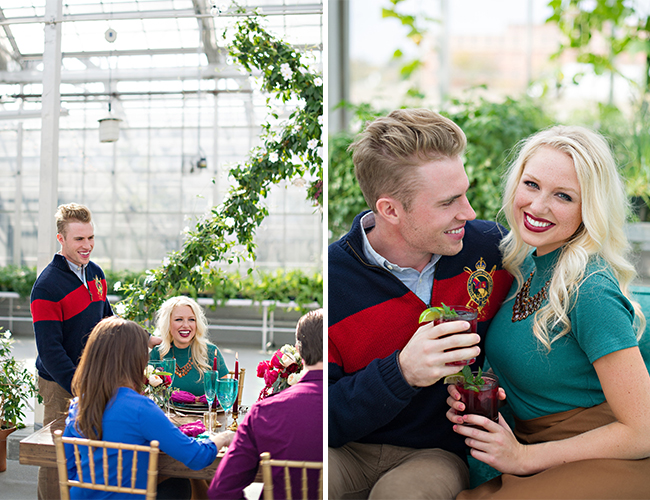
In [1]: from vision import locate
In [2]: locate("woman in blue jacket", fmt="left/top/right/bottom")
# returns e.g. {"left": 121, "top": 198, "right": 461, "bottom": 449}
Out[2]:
{"left": 63, "top": 316, "right": 233, "bottom": 499}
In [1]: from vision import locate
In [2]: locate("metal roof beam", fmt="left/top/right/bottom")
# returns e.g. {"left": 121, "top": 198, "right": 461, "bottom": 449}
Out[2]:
{"left": 18, "top": 43, "right": 319, "bottom": 61}
{"left": 0, "top": 4, "right": 323, "bottom": 26}
{"left": 0, "top": 7, "right": 25, "bottom": 68}
{"left": 0, "top": 64, "right": 255, "bottom": 84}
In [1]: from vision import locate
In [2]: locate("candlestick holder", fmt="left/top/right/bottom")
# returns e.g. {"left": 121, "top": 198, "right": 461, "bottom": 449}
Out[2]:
{"left": 228, "top": 410, "right": 239, "bottom": 431}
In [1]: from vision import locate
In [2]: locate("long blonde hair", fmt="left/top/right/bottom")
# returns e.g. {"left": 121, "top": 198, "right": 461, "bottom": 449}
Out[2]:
{"left": 71, "top": 317, "right": 149, "bottom": 440}
{"left": 500, "top": 125, "right": 645, "bottom": 350}
{"left": 153, "top": 296, "right": 212, "bottom": 377}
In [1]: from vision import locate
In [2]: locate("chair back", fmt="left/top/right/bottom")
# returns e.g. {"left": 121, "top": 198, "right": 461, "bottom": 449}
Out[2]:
{"left": 226, "top": 367, "right": 246, "bottom": 408}
{"left": 53, "top": 429, "right": 159, "bottom": 500}
{"left": 259, "top": 451, "right": 323, "bottom": 500}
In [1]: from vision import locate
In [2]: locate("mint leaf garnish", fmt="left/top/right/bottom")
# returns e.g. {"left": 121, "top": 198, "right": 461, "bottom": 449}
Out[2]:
{"left": 461, "top": 365, "right": 484, "bottom": 392}
{"left": 440, "top": 303, "right": 459, "bottom": 317}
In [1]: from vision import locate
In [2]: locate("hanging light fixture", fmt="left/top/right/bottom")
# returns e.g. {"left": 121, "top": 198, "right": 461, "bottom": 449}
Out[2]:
{"left": 99, "top": 28, "right": 121, "bottom": 143}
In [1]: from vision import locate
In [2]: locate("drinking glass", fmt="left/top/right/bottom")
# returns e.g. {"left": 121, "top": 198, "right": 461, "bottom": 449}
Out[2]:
{"left": 434, "top": 305, "right": 479, "bottom": 366}
{"left": 217, "top": 379, "right": 238, "bottom": 428}
{"left": 203, "top": 371, "right": 218, "bottom": 435}
{"left": 160, "top": 358, "right": 176, "bottom": 417}
{"left": 146, "top": 361, "right": 166, "bottom": 409}
{"left": 457, "top": 372, "right": 499, "bottom": 426}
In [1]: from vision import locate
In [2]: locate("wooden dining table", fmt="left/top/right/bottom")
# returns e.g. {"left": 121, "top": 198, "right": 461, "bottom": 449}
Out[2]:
{"left": 19, "top": 411, "right": 248, "bottom": 499}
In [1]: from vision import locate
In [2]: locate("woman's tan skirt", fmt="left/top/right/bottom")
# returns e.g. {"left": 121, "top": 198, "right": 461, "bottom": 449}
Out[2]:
{"left": 457, "top": 402, "right": 650, "bottom": 499}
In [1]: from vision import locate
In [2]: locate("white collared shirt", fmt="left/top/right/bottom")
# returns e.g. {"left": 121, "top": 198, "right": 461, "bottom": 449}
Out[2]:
{"left": 63, "top": 255, "right": 88, "bottom": 288}
{"left": 360, "top": 212, "right": 440, "bottom": 305}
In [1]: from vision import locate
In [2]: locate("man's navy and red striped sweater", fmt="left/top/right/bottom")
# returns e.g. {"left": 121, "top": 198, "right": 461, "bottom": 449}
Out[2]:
{"left": 30, "top": 254, "right": 113, "bottom": 394}
{"left": 328, "top": 211, "right": 513, "bottom": 459}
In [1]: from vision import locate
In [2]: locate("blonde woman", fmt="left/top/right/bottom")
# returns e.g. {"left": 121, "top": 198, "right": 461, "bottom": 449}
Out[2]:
{"left": 447, "top": 126, "right": 650, "bottom": 498}
{"left": 150, "top": 296, "right": 229, "bottom": 396}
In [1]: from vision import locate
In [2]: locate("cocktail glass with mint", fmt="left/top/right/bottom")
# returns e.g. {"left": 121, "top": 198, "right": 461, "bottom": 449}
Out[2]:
{"left": 420, "top": 304, "right": 478, "bottom": 366}
{"left": 456, "top": 368, "right": 499, "bottom": 425}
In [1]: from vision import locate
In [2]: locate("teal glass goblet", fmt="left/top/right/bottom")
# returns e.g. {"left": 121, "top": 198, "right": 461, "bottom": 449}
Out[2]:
{"left": 203, "top": 371, "right": 218, "bottom": 435}
{"left": 217, "top": 378, "right": 238, "bottom": 428}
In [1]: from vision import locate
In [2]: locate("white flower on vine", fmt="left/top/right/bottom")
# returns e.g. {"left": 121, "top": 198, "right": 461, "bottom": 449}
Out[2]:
{"left": 308, "top": 139, "right": 319, "bottom": 150}
{"left": 114, "top": 302, "right": 126, "bottom": 316}
{"left": 192, "top": 265, "right": 201, "bottom": 274}
{"left": 113, "top": 281, "right": 122, "bottom": 291}
{"left": 280, "top": 63, "right": 293, "bottom": 80}
{"left": 318, "top": 115, "right": 323, "bottom": 126}
{"left": 144, "top": 274, "right": 156, "bottom": 285}
{"left": 292, "top": 178, "right": 308, "bottom": 188}
{"left": 314, "top": 77, "right": 322, "bottom": 87}
{"left": 139, "top": 294, "right": 145, "bottom": 300}
{"left": 163, "top": 257, "right": 170, "bottom": 267}
{"left": 269, "top": 152, "right": 279, "bottom": 162}
{"left": 225, "top": 217, "right": 235, "bottom": 227}
{"left": 181, "top": 226, "right": 190, "bottom": 235}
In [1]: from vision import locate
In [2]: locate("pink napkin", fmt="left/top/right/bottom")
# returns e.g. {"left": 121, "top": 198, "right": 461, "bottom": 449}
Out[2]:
{"left": 171, "top": 390, "right": 207, "bottom": 404}
{"left": 178, "top": 420, "right": 206, "bottom": 437}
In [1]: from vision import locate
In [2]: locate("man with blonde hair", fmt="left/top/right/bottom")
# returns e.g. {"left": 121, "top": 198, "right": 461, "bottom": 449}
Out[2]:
{"left": 31, "top": 203, "right": 113, "bottom": 499}
{"left": 328, "top": 109, "right": 513, "bottom": 498}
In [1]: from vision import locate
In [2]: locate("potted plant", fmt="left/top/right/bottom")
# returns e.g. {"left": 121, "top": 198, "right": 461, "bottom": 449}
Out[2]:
{"left": 0, "top": 328, "right": 40, "bottom": 472}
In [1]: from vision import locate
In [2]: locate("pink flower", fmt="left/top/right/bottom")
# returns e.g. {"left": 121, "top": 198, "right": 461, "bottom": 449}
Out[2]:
{"left": 264, "top": 369, "right": 279, "bottom": 386}
{"left": 270, "top": 350, "right": 284, "bottom": 369}
{"left": 257, "top": 360, "right": 271, "bottom": 377}
{"left": 163, "top": 375, "right": 172, "bottom": 386}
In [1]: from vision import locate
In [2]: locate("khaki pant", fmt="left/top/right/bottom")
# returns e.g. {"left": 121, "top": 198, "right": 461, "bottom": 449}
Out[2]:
{"left": 329, "top": 442, "right": 469, "bottom": 500}
{"left": 37, "top": 377, "right": 73, "bottom": 500}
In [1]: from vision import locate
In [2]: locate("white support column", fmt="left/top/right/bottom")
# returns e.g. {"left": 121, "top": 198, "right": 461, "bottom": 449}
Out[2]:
{"left": 36, "top": 0, "right": 63, "bottom": 276}
{"left": 13, "top": 122, "right": 23, "bottom": 266}
{"left": 34, "top": 0, "right": 62, "bottom": 428}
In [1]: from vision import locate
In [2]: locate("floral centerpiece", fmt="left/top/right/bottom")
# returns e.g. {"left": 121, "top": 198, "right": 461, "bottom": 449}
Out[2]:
{"left": 143, "top": 364, "right": 172, "bottom": 408}
{"left": 256, "top": 344, "right": 303, "bottom": 400}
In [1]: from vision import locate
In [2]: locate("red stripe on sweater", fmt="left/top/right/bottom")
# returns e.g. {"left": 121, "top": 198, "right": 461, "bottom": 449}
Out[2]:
{"left": 328, "top": 293, "right": 424, "bottom": 373}
{"left": 329, "top": 269, "right": 513, "bottom": 373}
{"left": 31, "top": 285, "right": 91, "bottom": 322}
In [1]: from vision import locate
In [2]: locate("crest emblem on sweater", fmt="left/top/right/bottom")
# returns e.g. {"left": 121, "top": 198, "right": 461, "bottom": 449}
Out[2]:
{"left": 464, "top": 257, "right": 495, "bottom": 315}
{"left": 94, "top": 275, "right": 103, "bottom": 299}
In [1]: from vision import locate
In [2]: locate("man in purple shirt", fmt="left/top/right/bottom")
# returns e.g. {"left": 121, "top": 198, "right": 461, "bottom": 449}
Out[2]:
{"left": 208, "top": 308, "right": 323, "bottom": 500}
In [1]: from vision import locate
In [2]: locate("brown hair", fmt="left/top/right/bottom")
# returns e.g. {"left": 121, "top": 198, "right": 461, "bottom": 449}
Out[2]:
{"left": 350, "top": 108, "right": 467, "bottom": 212}
{"left": 295, "top": 308, "right": 323, "bottom": 366}
{"left": 55, "top": 203, "right": 93, "bottom": 237}
{"left": 71, "top": 317, "right": 149, "bottom": 440}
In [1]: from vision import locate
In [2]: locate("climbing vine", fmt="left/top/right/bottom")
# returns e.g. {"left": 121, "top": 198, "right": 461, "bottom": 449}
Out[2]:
{"left": 117, "top": 13, "right": 323, "bottom": 324}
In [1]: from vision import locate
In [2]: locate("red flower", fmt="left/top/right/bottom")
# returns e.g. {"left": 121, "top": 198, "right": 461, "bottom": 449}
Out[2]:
{"left": 287, "top": 363, "right": 301, "bottom": 374}
{"left": 264, "top": 369, "right": 279, "bottom": 386}
{"left": 163, "top": 375, "right": 172, "bottom": 386}
{"left": 270, "top": 350, "right": 284, "bottom": 369}
{"left": 257, "top": 360, "right": 271, "bottom": 378}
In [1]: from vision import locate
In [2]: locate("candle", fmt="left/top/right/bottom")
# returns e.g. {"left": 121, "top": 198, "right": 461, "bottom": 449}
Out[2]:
{"left": 232, "top": 353, "right": 239, "bottom": 414}
{"left": 212, "top": 356, "right": 218, "bottom": 410}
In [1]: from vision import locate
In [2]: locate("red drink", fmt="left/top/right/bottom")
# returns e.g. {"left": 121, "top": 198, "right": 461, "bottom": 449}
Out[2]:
{"left": 434, "top": 306, "right": 478, "bottom": 366}
{"left": 457, "top": 372, "right": 499, "bottom": 424}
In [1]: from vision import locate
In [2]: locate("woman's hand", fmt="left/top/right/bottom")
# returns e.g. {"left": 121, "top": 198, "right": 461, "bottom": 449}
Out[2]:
{"left": 209, "top": 430, "right": 235, "bottom": 449}
{"left": 453, "top": 414, "right": 534, "bottom": 476}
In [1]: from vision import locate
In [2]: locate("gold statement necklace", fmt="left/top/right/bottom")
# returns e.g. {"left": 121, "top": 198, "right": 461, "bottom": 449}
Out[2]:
{"left": 173, "top": 345, "right": 193, "bottom": 377}
{"left": 512, "top": 271, "right": 551, "bottom": 322}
